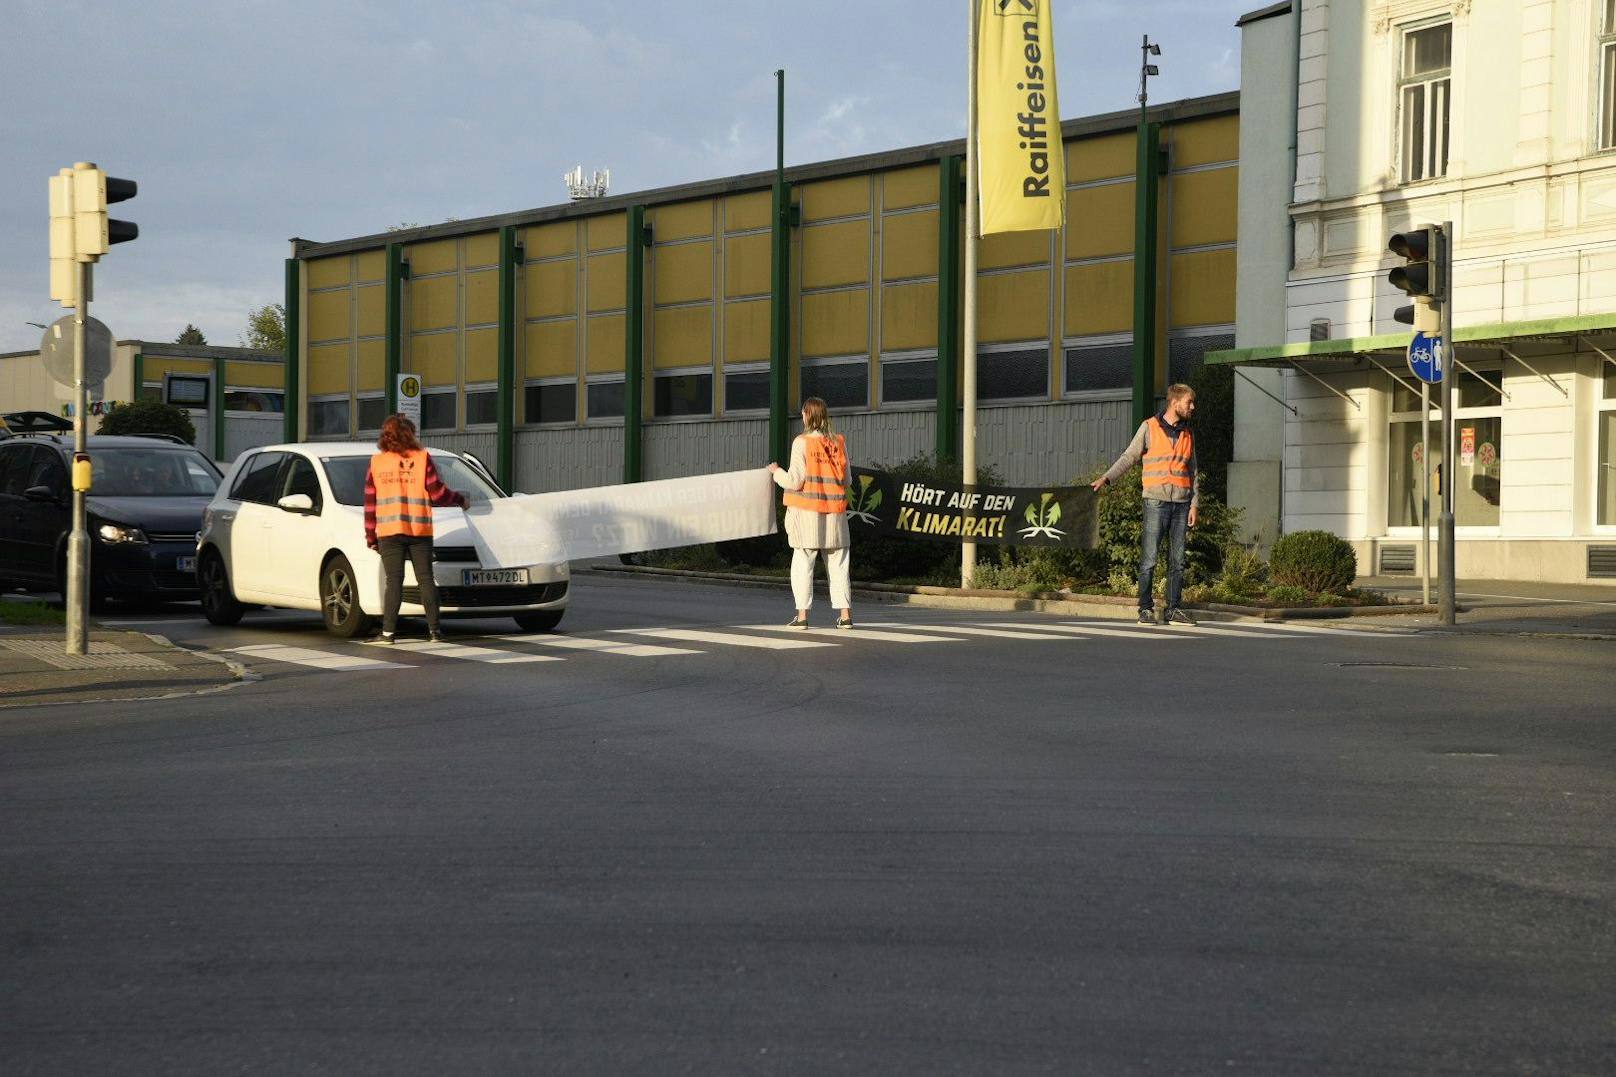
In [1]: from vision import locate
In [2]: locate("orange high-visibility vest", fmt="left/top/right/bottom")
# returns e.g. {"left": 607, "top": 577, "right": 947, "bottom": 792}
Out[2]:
{"left": 370, "top": 450, "right": 435, "bottom": 538}
{"left": 1141, "top": 420, "right": 1194, "bottom": 491}
{"left": 782, "top": 433, "right": 848, "bottom": 514}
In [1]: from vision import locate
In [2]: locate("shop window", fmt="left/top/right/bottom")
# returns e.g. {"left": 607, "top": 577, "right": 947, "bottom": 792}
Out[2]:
{"left": 586, "top": 378, "right": 625, "bottom": 421}
{"left": 978, "top": 346, "right": 1048, "bottom": 401}
{"left": 1065, "top": 340, "right": 1132, "bottom": 395}
{"left": 881, "top": 355, "right": 937, "bottom": 404}
{"left": 1400, "top": 22, "right": 1452, "bottom": 182}
{"left": 1387, "top": 372, "right": 1501, "bottom": 528}
{"left": 800, "top": 358, "right": 867, "bottom": 410}
{"left": 524, "top": 381, "right": 578, "bottom": 425}
{"left": 724, "top": 367, "right": 770, "bottom": 413}
{"left": 420, "top": 390, "right": 456, "bottom": 431}
{"left": 465, "top": 386, "right": 498, "bottom": 427}
{"left": 1599, "top": 361, "right": 1616, "bottom": 526}
{"left": 309, "top": 397, "right": 349, "bottom": 438}
{"left": 653, "top": 371, "right": 712, "bottom": 418}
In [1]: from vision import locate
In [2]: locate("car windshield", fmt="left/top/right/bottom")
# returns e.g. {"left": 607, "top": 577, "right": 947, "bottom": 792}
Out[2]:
{"left": 320, "top": 453, "right": 503, "bottom": 507}
{"left": 91, "top": 446, "right": 221, "bottom": 496}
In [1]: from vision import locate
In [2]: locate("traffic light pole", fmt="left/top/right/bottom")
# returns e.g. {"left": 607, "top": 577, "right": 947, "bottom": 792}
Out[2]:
{"left": 1438, "top": 221, "right": 1456, "bottom": 625}
{"left": 65, "top": 261, "right": 92, "bottom": 655}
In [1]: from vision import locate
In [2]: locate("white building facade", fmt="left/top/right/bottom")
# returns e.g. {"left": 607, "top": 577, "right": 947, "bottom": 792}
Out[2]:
{"left": 1223, "top": 0, "right": 1616, "bottom": 584}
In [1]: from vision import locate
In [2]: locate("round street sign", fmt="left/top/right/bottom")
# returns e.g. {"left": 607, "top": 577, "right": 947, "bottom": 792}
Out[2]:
{"left": 1407, "top": 331, "right": 1444, "bottom": 385}
{"left": 39, "top": 316, "right": 114, "bottom": 389}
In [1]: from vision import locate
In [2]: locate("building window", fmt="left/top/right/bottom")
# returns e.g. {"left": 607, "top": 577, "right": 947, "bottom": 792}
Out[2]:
{"left": 1387, "top": 367, "right": 1502, "bottom": 528}
{"left": 224, "top": 389, "right": 284, "bottom": 414}
{"left": 309, "top": 397, "right": 350, "bottom": 438}
{"left": 586, "top": 378, "right": 625, "bottom": 421}
{"left": 420, "top": 389, "right": 456, "bottom": 431}
{"left": 465, "top": 385, "right": 498, "bottom": 427}
{"left": 800, "top": 357, "right": 868, "bottom": 410}
{"left": 1400, "top": 22, "right": 1452, "bottom": 182}
{"left": 357, "top": 395, "right": 386, "bottom": 433}
{"left": 881, "top": 354, "right": 937, "bottom": 405}
{"left": 653, "top": 370, "right": 712, "bottom": 418}
{"left": 1600, "top": 0, "right": 1616, "bottom": 150}
{"left": 1168, "top": 331, "right": 1234, "bottom": 386}
{"left": 1064, "top": 338, "right": 1132, "bottom": 396}
{"left": 137, "top": 383, "right": 162, "bottom": 404}
{"left": 723, "top": 366, "right": 770, "bottom": 413}
{"left": 1598, "top": 360, "right": 1616, "bottom": 526}
{"left": 978, "top": 345, "right": 1049, "bottom": 402}
{"left": 524, "top": 380, "right": 578, "bottom": 425}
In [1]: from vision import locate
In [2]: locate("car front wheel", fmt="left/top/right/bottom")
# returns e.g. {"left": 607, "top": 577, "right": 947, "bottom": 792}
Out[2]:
{"left": 199, "top": 550, "right": 245, "bottom": 626}
{"left": 320, "top": 554, "right": 374, "bottom": 638}
{"left": 512, "top": 609, "right": 564, "bottom": 633}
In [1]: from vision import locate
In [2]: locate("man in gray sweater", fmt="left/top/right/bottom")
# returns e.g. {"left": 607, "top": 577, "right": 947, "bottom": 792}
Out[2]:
{"left": 1091, "top": 384, "right": 1199, "bottom": 626}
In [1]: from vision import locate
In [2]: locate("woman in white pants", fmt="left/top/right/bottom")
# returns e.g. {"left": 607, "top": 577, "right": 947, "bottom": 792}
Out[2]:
{"left": 767, "top": 396, "right": 852, "bottom": 629}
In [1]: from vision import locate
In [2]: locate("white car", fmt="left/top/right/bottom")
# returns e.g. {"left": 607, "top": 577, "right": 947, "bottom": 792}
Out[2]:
{"left": 197, "top": 442, "right": 567, "bottom": 637}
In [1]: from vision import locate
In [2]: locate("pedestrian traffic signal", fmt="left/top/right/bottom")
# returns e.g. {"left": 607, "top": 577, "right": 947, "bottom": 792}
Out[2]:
{"left": 72, "top": 164, "right": 138, "bottom": 258}
{"left": 48, "top": 168, "right": 79, "bottom": 306}
{"left": 1389, "top": 225, "right": 1444, "bottom": 332}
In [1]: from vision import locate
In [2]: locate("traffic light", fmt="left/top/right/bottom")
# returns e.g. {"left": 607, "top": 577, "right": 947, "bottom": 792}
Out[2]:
{"left": 1389, "top": 225, "right": 1443, "bottom": 333}
{"left": 72, "top": 164, "right": 138, "bottom": 258}
{"left": 48, "top": 168, "right": 78, "bottom": 306}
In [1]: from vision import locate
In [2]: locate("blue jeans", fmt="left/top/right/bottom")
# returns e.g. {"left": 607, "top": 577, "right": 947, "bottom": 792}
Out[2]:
{"left": 1138, "top": 498, "right": 1189, "bottom": 612}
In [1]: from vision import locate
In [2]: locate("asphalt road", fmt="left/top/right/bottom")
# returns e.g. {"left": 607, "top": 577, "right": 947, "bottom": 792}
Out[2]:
{"left": 3, "top": 574, "right": 1614, "bottom": 1075}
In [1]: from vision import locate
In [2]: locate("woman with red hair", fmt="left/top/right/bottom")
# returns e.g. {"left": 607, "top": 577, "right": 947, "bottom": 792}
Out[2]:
{"left": 363, "top": 414, "right": 469, "bottom": 643}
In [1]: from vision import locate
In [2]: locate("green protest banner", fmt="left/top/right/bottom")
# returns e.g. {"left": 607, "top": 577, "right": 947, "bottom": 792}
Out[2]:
{"left": 844, "top": 467, "right": 1098, "bottom": 549}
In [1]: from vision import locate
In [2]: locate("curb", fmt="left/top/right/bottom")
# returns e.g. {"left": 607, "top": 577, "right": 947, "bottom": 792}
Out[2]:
{"left": 587, "top": 564, "right": 1431, "bottom": 622}
{"left": 0, "top": 628, "right": 256, "bottom": 711}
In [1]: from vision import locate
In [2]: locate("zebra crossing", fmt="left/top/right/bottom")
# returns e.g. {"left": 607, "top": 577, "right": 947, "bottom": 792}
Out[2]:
{"left": 224, "top": 616, "right": 1404, "bottom": 676}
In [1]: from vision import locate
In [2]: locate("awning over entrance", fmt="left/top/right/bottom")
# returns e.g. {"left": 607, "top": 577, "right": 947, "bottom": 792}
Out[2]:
{"left": 1205, "top": 312, "right": 1616, "bottom": 369}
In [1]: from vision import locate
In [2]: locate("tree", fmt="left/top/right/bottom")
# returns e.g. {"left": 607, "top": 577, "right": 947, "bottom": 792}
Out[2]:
{"left": 97, "top": 401, "right": 196, "bottom": 444}
{"left": 175, "top": 324, "right": 207, "bottom": 345}
{"left": 242, "top": 303, "right": 286, "bottom": 354}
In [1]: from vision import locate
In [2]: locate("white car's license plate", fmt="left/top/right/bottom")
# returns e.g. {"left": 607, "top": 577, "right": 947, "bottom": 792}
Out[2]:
{"left": 176, "top": 556, "right": 197, "bottom": 573}
{"left": 463, "top": 568, "right": 529, "bottom": 586}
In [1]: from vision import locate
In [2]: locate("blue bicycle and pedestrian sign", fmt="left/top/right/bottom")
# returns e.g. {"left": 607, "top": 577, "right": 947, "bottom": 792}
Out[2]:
{"left": 1407, "top": 331, "right": 1445, "bottom": 384}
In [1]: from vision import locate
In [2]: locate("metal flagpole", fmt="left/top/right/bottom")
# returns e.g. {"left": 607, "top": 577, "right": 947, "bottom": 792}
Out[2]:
{"left": 1421, "top": 381, "right": 1431, "bottom": 605}
{"left": 961, "top": 0, "right": 979, "bottom": 587}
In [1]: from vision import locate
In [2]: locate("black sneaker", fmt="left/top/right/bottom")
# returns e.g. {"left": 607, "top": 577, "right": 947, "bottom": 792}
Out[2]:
{"left": 836, "top": 616, "right": 853, "bottom": 630}
{"left": 785, "top": 616, "right": 809, "bottom": 630}
{"left": 1137, "top": 609, "right": 1156, "bottom": 626}
{"left": 428, "top": 629, "right": 445, "bottom": 643}
{"left": 1165, "top": 607, "right": 1197, "bottom": 626}
{"left": 367, "top": 631, "right": 396, "bottom": 645}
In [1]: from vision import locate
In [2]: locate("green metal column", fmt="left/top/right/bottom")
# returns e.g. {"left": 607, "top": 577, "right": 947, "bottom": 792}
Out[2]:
{"left": 624, "top": 205, "right": 646, "bottom": 484}
{"left": 496, "top": 226, "right": 520, "bottom": 490}
{"left": 768, "top": 68, "right": 792, "bottom": 467}
{"left": 1131, "top": 120, "right": 1162, "bottom": 426}
{"left": 132, "top": 352, "right": 144, "bottom": 407}
{"left": 385, "top": 242, "right": 405, "bottom": 415}
{"left": 212, "top": 356, "right": 226, "bottom": 462}
{"left": 282, "top": 258, "right": 300, "bottom": 443}
{"left": 935, "top": 154, "right": 964, "bottom": 464}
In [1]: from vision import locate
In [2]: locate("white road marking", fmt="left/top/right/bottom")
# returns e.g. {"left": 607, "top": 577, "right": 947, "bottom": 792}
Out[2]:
{"left": 860, "top": 622, "right": 1079, "bottom": 641}
{"left": 489, "top": 634, "right": 699, "bottom": 657}
{"left": 387, "top": 640, "right": 559, "bottom": 663}
{"left": 1234, "top": 620, "right": 1411, "bottom": 637}
{"left": 980, "top": 622, "right": 1175, "bottom": 640}
{"left": 228, "top": 644, "right": 408, "bottom": 670}
{"left": 739, "top": 624, "right": 964, "bottom": 643}
{"left": 612, "top": 627, "right": 833, "bottom": 649}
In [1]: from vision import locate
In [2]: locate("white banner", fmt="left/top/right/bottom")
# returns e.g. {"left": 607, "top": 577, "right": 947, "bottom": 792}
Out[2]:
{"left": 460, "top": 468, "right": 777, "bottom": 568}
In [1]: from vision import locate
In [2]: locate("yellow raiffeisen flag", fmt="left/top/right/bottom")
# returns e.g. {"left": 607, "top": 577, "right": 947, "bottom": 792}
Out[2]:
{"left": 976, "top": 0, "right": 1065, "bottom": 234}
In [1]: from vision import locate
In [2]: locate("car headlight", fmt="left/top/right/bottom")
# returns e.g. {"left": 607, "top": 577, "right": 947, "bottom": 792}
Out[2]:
{"left": 96, "top": 522, "right": 149, "bottom": 544}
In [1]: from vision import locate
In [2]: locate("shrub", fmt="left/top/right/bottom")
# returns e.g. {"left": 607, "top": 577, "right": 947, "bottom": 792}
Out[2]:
{"left": 1089, "top": 464, "right": 1242, "bottom": 594}
{"left": 97, "top": 400, "right": 196, "bottom": 444}
{"left": 970, "top": 549, "right": 1068, "bottom": 594}
{"left": 1214, "top": 543, "right": 1269, "bottom": 601}
{"left": 1266, "top": 584, "right": 1309, "bottom": 606}
{"left": 1270, "top": 530, "right": 1358, "bottom": 594}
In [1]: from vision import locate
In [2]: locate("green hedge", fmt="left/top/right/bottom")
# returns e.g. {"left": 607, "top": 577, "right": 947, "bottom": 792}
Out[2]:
{"left": 1269, "top": 530, "right": 1358, "bottom": 594}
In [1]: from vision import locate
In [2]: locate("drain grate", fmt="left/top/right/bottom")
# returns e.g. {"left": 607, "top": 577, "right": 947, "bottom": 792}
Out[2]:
{"left": 2, "top": 640, "right": 171, "bottom": 671}
{"left": 1333, "top": 661, "right": 1466, "bottom": 670}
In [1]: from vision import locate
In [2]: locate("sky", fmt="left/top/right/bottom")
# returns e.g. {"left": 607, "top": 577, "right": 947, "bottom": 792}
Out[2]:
{"left": 1, "top": 0, "right": 1253, "bottom": 356}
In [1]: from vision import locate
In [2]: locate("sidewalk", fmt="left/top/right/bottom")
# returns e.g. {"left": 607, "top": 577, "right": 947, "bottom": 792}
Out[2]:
{"left": 0, "top": 624, "right": 248, "bottom": 710}
{"left": 1321, "top": 576, "right": 1616, "bottom": 637}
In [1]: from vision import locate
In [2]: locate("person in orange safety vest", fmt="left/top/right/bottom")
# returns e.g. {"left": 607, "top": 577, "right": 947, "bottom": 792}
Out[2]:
{"left": 767, "top": 396, "right": 853, "bottom": 629}
{"left": 1092, "top": 383, "right": 1200, "bottom": 626}
{"left": 363, "top": 414, "right": 469, "bottom": 644}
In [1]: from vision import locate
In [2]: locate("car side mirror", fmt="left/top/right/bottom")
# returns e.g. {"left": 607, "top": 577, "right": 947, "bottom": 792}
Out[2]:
{"left": 24, "top": 485, "right": 62, "bottom": 504}
{"left": 277, "top": 493, "right": 316, "bottom": 514}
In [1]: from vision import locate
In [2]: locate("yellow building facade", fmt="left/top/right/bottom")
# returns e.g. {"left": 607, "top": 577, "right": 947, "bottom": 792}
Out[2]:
{"left": 289, "top": 92, "right": 1238, "bottom": 492}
